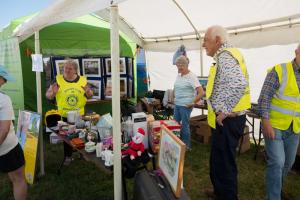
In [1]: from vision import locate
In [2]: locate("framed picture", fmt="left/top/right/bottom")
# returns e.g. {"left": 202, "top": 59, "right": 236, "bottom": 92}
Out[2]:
{"left": 129, "top": 79, "right": 133, "bottom": 97}
{"left": 158, "top": 125, "right": 186, "bottom": 198}
{"left": 197, "top": 76, "right": 208, "bottom": 89}
{"left": 105, "top": 78, "right": 112, "bottom": 98}
{"left": 105, "top": 57, "right": 126, "bottom": 75}
{"left": 82, "top": 58, "right": 101, "bottom": 77}
{"left": 127, "top": 58, "right": 133, "bottom": 76}
{"left": 16, "top": 110, "right": 41, "bottom": 184}
{"left": 105, "top": 77, "right": 127, "bottom": 98}
{"left": 87, "top": 80, "right": 101, "bottom": 99}
{"left": 55, "top": 59, "right": 80, "bottom": 75}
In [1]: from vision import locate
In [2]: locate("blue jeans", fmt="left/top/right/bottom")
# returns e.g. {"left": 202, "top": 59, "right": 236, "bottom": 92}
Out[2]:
{"left": 174, "top": 105, "right": 192, "bottom": 149}
{"left": 265, "top": 125, "right": 300, "bottom": 200}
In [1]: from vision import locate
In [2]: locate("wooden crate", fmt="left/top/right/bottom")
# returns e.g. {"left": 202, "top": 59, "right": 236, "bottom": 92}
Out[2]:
{"left": 191, "top": 120, "right": 211, "bottom": 144}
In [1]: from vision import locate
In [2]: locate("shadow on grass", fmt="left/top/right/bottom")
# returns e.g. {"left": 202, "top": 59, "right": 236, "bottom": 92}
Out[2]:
{"left": 1, "top": 137, "right": 300, "bottom": 199}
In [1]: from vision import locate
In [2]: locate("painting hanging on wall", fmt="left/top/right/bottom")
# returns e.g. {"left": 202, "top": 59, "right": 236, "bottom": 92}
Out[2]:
{"left": 82, "top": 58, "right": 101, "bottom": 77}
{"left": 105, "top": 77, "right": 127, "bottom": 98}
{"left": 87, "top": 80, "right": 101, "bottom": 99}
{"left": 105, "top": 57, "right": 126, "bottom": 75}
{"left": 127, "top": 58, "right": 133, "bottom": 76}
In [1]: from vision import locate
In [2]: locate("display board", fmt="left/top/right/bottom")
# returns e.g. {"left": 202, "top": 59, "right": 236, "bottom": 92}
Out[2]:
{"left": 51, "top": 56, "right": 134, "bottom": 101}
{"left": 16, "top": 110, "right": 41, "bottom": 184}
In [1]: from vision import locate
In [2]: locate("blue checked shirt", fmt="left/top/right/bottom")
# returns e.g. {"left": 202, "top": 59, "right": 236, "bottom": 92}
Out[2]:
{"left": 257, "top": 59, "right": 300, "bottom": 119}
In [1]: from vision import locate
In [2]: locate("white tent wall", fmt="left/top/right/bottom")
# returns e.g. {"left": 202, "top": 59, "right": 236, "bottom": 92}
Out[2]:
{"left": 147, "top": 43, "right": 298, "bottom": 103}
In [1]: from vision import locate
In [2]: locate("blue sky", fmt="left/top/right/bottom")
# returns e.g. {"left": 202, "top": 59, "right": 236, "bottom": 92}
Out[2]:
{"left": 0, "top": 0, "right": 54, "bottom": 29}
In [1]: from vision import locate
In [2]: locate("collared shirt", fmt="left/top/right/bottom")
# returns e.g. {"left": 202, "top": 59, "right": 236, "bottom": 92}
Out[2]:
{"left": 209, "top": 43, "right": 248, "bottom": 114}
{"left": 257, "top": 59, "right": 300, "bottom": 119}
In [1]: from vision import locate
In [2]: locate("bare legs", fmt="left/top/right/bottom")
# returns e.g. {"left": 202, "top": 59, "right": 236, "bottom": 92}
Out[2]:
{"left": 8, "top": 166, "right": 27, "bottom": 200}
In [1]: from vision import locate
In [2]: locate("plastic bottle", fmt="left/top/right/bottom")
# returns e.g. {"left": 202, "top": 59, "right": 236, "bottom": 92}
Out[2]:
{"left": 96, "top": 130, "right": 103, "bottom": 157}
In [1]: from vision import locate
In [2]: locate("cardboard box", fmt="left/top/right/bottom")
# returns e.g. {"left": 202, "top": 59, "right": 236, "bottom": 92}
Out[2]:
{"left": 49, "top": 132, "right": 62, "bottom": 144}
{"left": 191, "top": 120, "right": 211, "bottom": 144}
{"left": 189, "top": 115, "right": 207, "bottom": 127}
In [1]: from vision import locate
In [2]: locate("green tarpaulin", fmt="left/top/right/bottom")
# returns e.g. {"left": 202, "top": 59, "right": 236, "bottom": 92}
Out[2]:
{"left": 0, "top": 14, "right": 136, "bottom": 116}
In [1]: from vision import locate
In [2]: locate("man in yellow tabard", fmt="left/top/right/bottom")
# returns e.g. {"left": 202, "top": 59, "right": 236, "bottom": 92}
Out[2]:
{"left": 202, "top": 25, "right": 250, "bottom": 200}
{"left": 257, "top": 43, "right": 300, "bottom": 200}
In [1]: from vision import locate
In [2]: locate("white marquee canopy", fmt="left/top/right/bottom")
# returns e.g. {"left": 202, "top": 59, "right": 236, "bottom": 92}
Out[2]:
{"left": 14, "top": 0, "right": 300, "bottom": 51}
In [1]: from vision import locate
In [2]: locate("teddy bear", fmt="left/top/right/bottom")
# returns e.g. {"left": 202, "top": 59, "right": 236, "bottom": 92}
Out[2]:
{"left": 122, "top": 128, "right": 145, "bottom": 160}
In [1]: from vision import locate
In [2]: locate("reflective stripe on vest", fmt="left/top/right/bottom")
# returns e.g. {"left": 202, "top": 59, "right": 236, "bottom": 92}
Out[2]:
{"left": 206, "top": 48, "right": 251, "bottom": 128}
{"left": 269, "top": 62, "right": 300, "bottom": 133}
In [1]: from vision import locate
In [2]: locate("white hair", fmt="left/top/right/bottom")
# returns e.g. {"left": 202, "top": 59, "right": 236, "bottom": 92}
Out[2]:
{"left": 175, "top": 55, "right": 189, "bottom": 66}
{"left": 64, "top": 59, "right": 78, "bottom": 72}
{"left": 208, "top": 25, "right": 229, "bottom": 43}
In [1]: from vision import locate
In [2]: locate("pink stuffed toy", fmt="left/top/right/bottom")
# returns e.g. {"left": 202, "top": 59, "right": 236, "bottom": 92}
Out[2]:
{"left": 122, "top": 128, "right": 145, "bottom": 160}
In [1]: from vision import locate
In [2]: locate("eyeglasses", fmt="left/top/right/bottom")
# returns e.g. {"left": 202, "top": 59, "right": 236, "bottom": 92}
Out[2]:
{"left": 176, "top": 64, "right": 186, "bottom": 67}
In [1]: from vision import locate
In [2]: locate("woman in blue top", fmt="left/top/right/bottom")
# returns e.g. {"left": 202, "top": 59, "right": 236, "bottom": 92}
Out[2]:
{"left": 173, "top": 55, "right": 204, "bottom": 149}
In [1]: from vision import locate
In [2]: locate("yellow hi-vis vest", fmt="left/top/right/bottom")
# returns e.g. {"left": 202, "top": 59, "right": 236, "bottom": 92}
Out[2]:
{"left": 269, "top": 62, "right": 300, "bottom": 133}
{"left": 56, "top": 75, "right": 87, "bottom": 117}
{"left": 206, "top": 48, "right": 251, "bottom": 128}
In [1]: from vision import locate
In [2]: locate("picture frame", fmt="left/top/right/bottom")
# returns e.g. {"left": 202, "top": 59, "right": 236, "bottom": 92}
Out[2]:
{"left": 127, "top": 58, "right": 133, "bottom": 76}
{"left": 87, "top": 80, "right": 101, "bottom": 99}
{"left": 197, "top": 76, "right": 208, "bottom": 89}
{"left": 120, "top": 77, "right": 127, "bottom": 97}
{"left": 105, "top": 57, "right": 126, "bottom": 75}
{"left": 105, "top": 77, "right": 127, "bottom": 98}
{"left": 16, "top": 110, "right": 41, "bottom": 184}
{"left": 129, "top": 79, "right": 133, "bottom": 97}
{"left": 82, "top": 58, "right": 101, "bottom": 77}
{"left": 55, "top": 59, "right": 80, "bottom": 75}
{"left": 105, "top": 78, "right": 112, "bottom": 99}
{"left": 158, "top": 125, "right": 186, "bottom": 198}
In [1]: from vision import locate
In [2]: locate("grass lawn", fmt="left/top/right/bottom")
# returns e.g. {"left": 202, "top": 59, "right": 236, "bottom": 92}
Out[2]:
{"left": 1, "top": 136, "right": 300, "bottom": 200}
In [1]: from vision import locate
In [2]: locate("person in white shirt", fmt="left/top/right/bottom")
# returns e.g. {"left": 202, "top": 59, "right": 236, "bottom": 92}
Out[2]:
{"left": 173, "top": 55, "right": 204, "bottom": 149}
{"left": 0, "top": 65, "right": 27, "bottom": 200}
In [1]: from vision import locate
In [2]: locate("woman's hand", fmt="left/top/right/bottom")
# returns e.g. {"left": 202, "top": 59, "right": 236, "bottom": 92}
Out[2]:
{"left": 82, "top": 84, "right": 93, "bottom": 97}
{"left": 46, "top": 83, "right": 59, "bottom": 100}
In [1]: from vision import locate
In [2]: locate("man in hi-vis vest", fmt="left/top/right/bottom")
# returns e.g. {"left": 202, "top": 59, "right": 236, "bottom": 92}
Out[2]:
{"left": 202, "top": 25, "right": 251, "bottom": 200}
{"left": 257, "top": 43, "right": 300, "bottom": 200}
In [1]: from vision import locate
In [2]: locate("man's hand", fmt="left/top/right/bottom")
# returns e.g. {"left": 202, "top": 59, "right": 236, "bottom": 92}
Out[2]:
{"left": 262, "top": 119, "right": 275, "bottom": 140}
{"left": 216, "top": 112, "right": 227, "bottom": 126}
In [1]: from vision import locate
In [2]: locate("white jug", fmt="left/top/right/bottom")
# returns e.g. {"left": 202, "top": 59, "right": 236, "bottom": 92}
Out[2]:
{"left": 67, "top": 110, "right": 79, "bottom": 124}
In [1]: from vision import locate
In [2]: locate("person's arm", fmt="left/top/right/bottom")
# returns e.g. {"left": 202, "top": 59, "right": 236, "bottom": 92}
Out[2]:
{"left": 82, "top": 84, "right": 93, "bottom": 98}
{"left": 194, "top": 86, "right": 204, "bottom": 104}
{"left": 257, "top": 68, "right": 279, "bottom": 139}
{"left": 0, "top": 96, "right": 14, "bottom": 145}
{"left": 0, "top": 120, "right": 11, "bottom": 145}
{"left": 46, "top": 82, "right": 59, "bottom": 100}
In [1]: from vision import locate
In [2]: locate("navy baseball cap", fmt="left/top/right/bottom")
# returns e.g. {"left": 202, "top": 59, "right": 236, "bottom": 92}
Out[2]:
{"left": 0, "top": 65, "right": 15, "bottom": 82}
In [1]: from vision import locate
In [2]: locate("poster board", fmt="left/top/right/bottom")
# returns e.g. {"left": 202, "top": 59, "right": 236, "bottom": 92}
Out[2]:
{"left": 158, "top": 125, "right": 186, "bottom": 198}
{"left": 16, "top": 110, "right": 41, "bottom": 184}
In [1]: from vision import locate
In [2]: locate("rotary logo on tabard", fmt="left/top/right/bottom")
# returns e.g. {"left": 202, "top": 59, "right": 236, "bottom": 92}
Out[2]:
{"left": 66, "top": 95, "right": 78, "bottom": 106}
